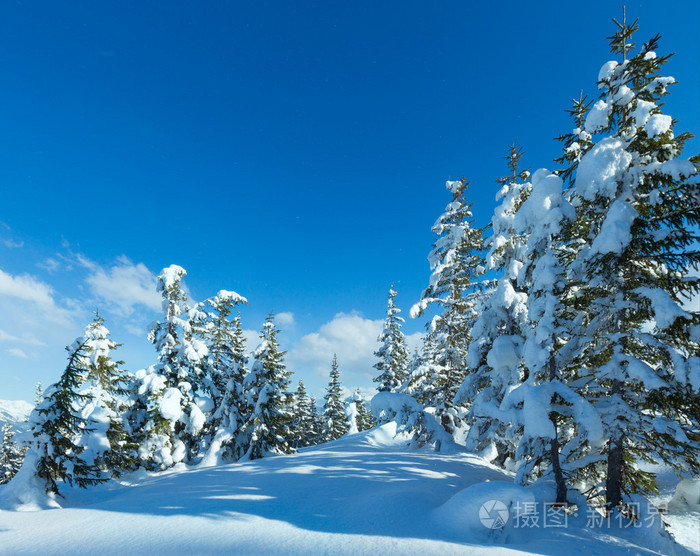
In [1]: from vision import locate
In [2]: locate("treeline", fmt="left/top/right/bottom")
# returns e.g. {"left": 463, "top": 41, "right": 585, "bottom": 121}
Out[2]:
{"left": 0, "top": 268, "right": 375, "bottom": 494}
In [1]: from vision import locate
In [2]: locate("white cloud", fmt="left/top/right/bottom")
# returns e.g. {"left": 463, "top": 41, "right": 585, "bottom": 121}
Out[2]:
{"left": 0, "top": 269, "right": 76, "bottom": 326}
{"left": 0, "top": 328, "right": 45, "bottom": 346}
{"left": 38, "top": 258, "right": 61, "bottom": 273}
{"left": 84, "top": 256, "right": 161, "bottom": 316}
{"left": 7, "top": 348, "right": 29, "bottom": 359}
{"left": 287, "top": 312, "right": 383, "bottom": 386}
{"left": 3, "top": 239, "right": 24, "bottom": 249}
{"left": 276, "top": 312, "right": 295, "bottom": 326}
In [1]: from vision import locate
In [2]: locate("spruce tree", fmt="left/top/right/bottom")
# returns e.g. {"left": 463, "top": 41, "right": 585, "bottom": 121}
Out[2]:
{"left": 352, "top": 390, "right": 375, "bottom": 432}
{"left": 34, "top": 382, "right": 44, "bottom": 406}
{"left": 411, "top": 177, "right": 485, "bottom": 438}
{"left": 322, "top": 355, "right": 349, "bottom": 441}
{"left": 140, "top": 265, "right": 209, "bottom": 466}
{"left": 202, "top": 294, "right": 249, "bottom": 462}
{"left": 0, "top": 423, "right": 25, "bottom": 485}
{"left": 456, "top": 151, "right": 529, "bottom": 465}
{"left": 290, "top": 380, "right": 319, "bottom": 449}
{"left": 563, "top": 12, "right": 700, "bottom": 512}
{"left": 373, "top": 286, "right": 409, "bottom": 392}
{"left": 75, "top": 314, "right": 137, "bottom": 478}
{"left": 24, "top": 340, "right": 106, "bottom": 495}
{"left": 499, "top": 169, "right": 603, "bottom": 504}
{"left": 241, "top": 314, "right": 294, "bottom": 460}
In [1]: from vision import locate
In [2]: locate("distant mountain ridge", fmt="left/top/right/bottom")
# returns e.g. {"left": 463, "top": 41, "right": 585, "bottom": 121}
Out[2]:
{"left": 0, "top": 399, "right": 33, "bottom": 433}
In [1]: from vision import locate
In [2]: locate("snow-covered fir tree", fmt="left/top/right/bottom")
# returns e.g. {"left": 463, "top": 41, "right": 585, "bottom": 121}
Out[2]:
{"left": 131, "top": 265, "right": 209, "bottom": 469}
{"left": 290, "top": 380, "right": 319, "bottom": 449}
{"left": 373, "top": 286, "right": 409, "bottom": 393}
{"left": 74, "top": 314, "right": 137, "bottom": 478}
{"left": 0, "top": 423, "right": 25, "bottom": 485}
{"left": 497, "top": 169, "right": 604, "bottom": 504}
{"left": 201, "top": 294, "right": 249, "bottom": 463}
{"left": 454, "top": 152, "right": 530, "bottom": 466}
{"left": 321, "top": 355, "right": 349, "bottom": 441}
{"left": 346, "top": 389, "right": 375, "bottom": 434}
{"left": 22, "top": 340, "right": 106, "bottom": 495}
{"left": 562, "top": 17, "right": 700, "bottom": 511}
{"left": 412, "top": 177, "right": 485, "bottom": 438}
{"left": 241, "top": 314, "right": 294, "bottom": 460}
{"left": 202, "top": 293, "right": 248, "bottom": 410}
{"left": 34, "top": 382, "right": 44, "bottom": 406}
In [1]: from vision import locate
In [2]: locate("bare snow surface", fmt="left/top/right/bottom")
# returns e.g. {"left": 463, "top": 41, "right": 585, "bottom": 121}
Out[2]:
{"left": 1, "top": 424, "right": 698, "bottom": 555}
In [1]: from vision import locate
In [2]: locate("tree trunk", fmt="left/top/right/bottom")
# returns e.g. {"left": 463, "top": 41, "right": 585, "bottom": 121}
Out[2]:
{"left": 548, "top": 336, "right": 567, "bottom": 505}
{"left": 606, "top": 378, "right": 624, "bottom": 512}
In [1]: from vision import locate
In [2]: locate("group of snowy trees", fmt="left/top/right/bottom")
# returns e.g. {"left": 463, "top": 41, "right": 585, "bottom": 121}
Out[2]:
{"left": 4, "top": 14, "right": 697, "bottom": 520}
{"left": 377, "top": 19, "right": 700, "bottom": 516}
{"left": 7, "top": 266, "right": 372, "bottom": 496}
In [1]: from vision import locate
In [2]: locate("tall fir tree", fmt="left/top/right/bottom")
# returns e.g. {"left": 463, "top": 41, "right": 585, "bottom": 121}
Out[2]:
{"left": 411, "top": 177, "right": 485, "bottom": 437}
{"left": 201, "top": 292, "right": 249, "bottom": 463}
{"left": 499, "top": 169, "right": 603, "bottom": 504}
{"left": 322, "top": 355, "right": 349, "bottom": 441}
{"left": 241, "top": 314, "right": 294, "bottom": 460}
{"left": 563, "top": 12, "right": 700, "bottom": 511}
{"left": 136, "top": 265, "right": 209, "bottom": 467}
{"left": 455, "top": 151, "right": 530, "bottom": 466}
{"left": 373, "top": 286, "right": 409, "bottom": 393}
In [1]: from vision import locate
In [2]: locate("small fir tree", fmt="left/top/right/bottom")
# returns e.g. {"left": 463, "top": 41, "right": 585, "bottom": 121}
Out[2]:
{"left": 290, "top": 380, "right": 320, "bottom": 449}
{"left": 322, "top": 355, "right": 349, "bottom": 441}
{"left": 373, "top": 286, "right": 409, "bottom": 392}
{"left": 241, "top": 314, "right": 294, "bottom": 460}
{"left": 24, "top": 340, "right": 106, "bottom": 495}
{"left": 0, "top": 423, "right": 25, "bottom": 485}
{"left": 75, "top": 313, "right": 138, "bottom": 478}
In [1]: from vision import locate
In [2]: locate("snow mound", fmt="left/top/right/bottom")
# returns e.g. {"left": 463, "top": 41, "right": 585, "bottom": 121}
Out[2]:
{"left": 669, "top": 475, "right": 700, "bottom": 513}
{"left": 433, "top": 480, "right": 535, "bottom": 541}
{"left": 0, "top": 452, "right": 60, "bottom": 511}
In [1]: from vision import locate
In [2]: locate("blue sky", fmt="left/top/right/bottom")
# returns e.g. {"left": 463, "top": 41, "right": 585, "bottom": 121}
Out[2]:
{"left": 1, "top": 1, "right": 698, "bottom": 402}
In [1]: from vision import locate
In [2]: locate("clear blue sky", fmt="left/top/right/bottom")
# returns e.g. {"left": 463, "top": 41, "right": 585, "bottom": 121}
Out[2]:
{"left": 1, "top": 1, "right": 698, "bottom": 402}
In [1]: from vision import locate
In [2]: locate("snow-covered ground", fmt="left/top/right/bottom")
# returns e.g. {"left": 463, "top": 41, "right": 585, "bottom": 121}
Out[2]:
{"left": 0, "top": 424, "right": 697, "bottom": 555}
{"left": 0, "top": 399, "right": 32, "bottom": 433}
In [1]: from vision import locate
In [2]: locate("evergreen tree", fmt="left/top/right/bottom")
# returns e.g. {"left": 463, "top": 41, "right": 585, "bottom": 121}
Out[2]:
{"left": 34, "top": 382, "right": 44, "bottom": 406}
{"left": 563, "top": 13, "right": 700, "bottom": 512}
{"left": 499, "top": 169, "right": 603, "bottom": 504}
{"left": 23, "top": 340, "right": 106, "bottom": 495}
{"left": 455, "top": 151, "right": 529, "bottom": 466}
{"left": 352, "top": 390, "right": 375, "bottom": 432}
{"left": 322, "top": 355, "right": 349, "bottom": 441}
{"left": 401, "top": 333, "right": 438, "bottom": 407}
{"left": 411, "top": 177, "right": 485, "bottom": 437}
{"left": 202, "top": 293, "right": 249, "bottom": 463}
{"left": 241, "top": 314, "right": 294, "bottom": 460}
{"left": 75, "top": 313, "right": 137, "bottom": 478}
{"left": 373, "top": 286, "right": 409, "bottom": 392}
{"left": 0, "top": 423, "right": 25, "bottom": 485}
{"left": 290, "top": 380, "right": 319, "bottom": 449}
{"left": 138, "top": 265, "right": 209, "bottom": 466}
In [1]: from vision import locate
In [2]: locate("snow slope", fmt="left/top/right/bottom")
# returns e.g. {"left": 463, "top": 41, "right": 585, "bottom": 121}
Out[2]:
{"left": 0, "top": 424, "right": 696, "bottom": 555}
{"left": 0, "top": 399, "right": 32, "bottom": 433}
